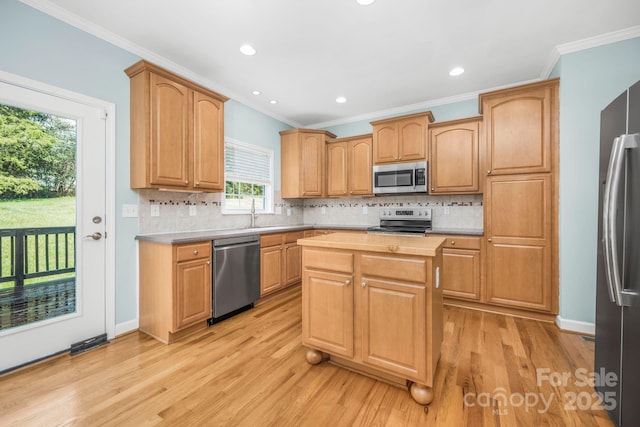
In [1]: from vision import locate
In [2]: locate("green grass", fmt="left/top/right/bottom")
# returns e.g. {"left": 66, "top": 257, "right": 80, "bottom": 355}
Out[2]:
{"left": 0, "top": 197, "right": 75, "bottom": 228}
{"left": 1, "top": 197, "right": 76, "bottom": 289}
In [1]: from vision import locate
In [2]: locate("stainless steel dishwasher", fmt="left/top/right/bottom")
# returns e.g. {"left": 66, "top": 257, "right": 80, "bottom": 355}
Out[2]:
{"left": 210, "top": 235, "right": 260, "bottom": 323}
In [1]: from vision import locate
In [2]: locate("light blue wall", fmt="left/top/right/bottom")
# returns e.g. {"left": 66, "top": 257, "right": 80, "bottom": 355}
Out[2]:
{"left": 323, "top": 99, "right": 479, "bottom": 137}
{"left": 556, "top": 37, "right": 640, "bottom": 323}
{"left": 0, "top": 0, "right": 291, "bottom": 326}
{"left": 225, "top": 100, "right": 292, "bottom": 190}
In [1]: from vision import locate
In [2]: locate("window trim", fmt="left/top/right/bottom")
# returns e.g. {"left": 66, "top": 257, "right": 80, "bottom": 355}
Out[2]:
{"left": 221, "top": 137, "right": 274, "bottom": 215}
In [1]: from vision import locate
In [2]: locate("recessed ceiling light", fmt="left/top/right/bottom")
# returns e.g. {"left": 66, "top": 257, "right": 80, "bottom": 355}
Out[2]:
{"left": 269, "top": 100, "right": 278, "bottom": 104}
{"left": 356, "top": 0, "right": 375, "bottom": 5}
{"left": 449, "top": 67, "right": 465, "bottom": 77}
{"left": 252, "top": 90, "right": 261, "bottom": 95}
{"left": 336, "top": 96, "right": 347, "bottom": 104}
{"left": 240, "top": 44, "right": 256, "bottom": 56}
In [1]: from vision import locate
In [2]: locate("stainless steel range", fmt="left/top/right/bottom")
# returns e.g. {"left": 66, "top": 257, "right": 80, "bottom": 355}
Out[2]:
{"left": 367, "top": 207, "right": 432, "bottom": 235}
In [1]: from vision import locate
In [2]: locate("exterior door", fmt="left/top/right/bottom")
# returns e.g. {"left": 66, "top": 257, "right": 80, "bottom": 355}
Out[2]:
{"left": 0, "top": 77, "right": 108, "bottom": 372}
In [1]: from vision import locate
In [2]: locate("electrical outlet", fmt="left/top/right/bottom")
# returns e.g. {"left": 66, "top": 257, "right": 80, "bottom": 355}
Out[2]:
{"left": 287, "top": 208, "right": 291, "bottom": 217}
{"left": 122, "top": 204, "right": 138, "bottom": 218}
{"left": 189, "top": 205, "right": 197, "bottom": 216}
{"left": 444, "top": 206, "right": 450, "bottom": 215}
{"left": 362, "top": 206, "right": 368, "bottom": 215}
{"left": 275, "top": 206, "right": 282, "bottom": 215}
{"left": 321, "top": 206, "right": 326, "bottom": 215}
{"left": 150, "top": 204, "right": 160, "bottom": 217}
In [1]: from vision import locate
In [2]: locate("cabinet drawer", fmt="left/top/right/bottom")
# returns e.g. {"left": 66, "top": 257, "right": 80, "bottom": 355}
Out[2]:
{"left": 303, "top": 248, "right": 353, "bottom": 274}
{"left": 261, "top": 233, "right": 283, "bottom": 248}
{"left": 176, "top": 242, "right": 211, "bottom": 262}
{"left": 285, "top": 231, "right": 305, "bottom": 244}
{"left": 361, "top": 254, "right": 426, "bottom": 284}
{"left": 430, "top": 235, "right": 481, "bottom": 250}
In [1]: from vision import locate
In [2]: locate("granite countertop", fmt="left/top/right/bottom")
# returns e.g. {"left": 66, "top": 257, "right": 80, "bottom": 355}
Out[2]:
{"left": 136, "top": 224, "right": 369, "bottom": 244}
{"left": 297, "top": 232, "right": 446, "bottom": 257}
{"left": 427, "top": 228, "right": 484, "bottom": 236}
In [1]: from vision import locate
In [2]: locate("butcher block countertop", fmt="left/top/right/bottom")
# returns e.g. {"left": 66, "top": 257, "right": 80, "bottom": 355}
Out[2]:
{"left": 297, "top": 232, "right": 445, "bottom": 257}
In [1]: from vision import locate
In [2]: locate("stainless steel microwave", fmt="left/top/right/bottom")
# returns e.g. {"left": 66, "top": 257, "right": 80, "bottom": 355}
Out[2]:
{"left": 373, "top": 161, "right": 428, "bottom": 195}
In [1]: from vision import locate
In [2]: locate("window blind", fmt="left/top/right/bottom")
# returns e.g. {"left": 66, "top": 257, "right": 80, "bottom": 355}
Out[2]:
{"left": 224, "top": 141, "right": 272, "bottom": 184}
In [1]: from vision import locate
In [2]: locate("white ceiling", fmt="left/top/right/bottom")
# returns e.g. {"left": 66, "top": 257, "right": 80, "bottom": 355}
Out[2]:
{"left": 24, "top": 0, "right": 640, "bottom": 127}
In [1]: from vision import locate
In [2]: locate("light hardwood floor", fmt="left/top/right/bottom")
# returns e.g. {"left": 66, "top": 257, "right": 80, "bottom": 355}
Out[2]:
{"left": 0, "top": 286, "right": 613, "bottom": 426}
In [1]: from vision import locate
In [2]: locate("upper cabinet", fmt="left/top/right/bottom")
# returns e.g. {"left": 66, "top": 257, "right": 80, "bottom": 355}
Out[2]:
{"left": 280, "top": 128, "right": 337, "bottom": 198}
{"left": 429, "top": 117, "right": 482, "bottom": 194}
{"left": 480, "top": 79, "right": 558, "bottom": 176}
{"left": 326, "top": 134, "right": 373, "bottom": 197}
{"left": 370, "top": 111, "right": 434, "bottom": 164}
{"left": 126, "top": 60, "right": 228, "bottom": 192}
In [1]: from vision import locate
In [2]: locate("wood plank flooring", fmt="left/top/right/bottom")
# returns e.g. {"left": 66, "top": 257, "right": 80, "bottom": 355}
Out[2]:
{"left": 0, "top": 286, "right": 613, "bottom": 426}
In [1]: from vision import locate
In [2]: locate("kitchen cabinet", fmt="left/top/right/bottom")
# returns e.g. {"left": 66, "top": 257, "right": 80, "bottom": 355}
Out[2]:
{"left": 280, "top": 129, "right": 337, "bottom": 198}
{"left": 139, "top": 241, "right": 212, "bottom": 343}
{"left": 300, "top": 241, "right": 443, "bottom": 405}
{"left": 260, "top": 231, "right": 305, "bottom": 297}
{"left": 431, "top": 235, "right": 482, "bottom": 301}
{"left": 370, "top": 111, "right": 434, "bottom": 164}
{"left": 480, "top": 79, "right": 558, "bottom": 176}
{"left": 429, "top": 117, "right": 481, "bottom": 194}
{"left": 126, "top": 60, "right": 228, "bottom": 192}
{"left": 326, "top": 134, "right": 373, "bottom": 197}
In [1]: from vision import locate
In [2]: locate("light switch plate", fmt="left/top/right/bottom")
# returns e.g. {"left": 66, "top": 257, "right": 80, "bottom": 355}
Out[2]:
{"left": 321, "top": 206, "right": 326, "bottom": 215}
{"left": 444, "top": 206, "right": 450, "bottom": 215}
{"left": 275, "top": 206, "right": 282, "bottom": 215}
{"left": 362, "top": 206, "right": 368, "bottom": 215}
{"left": 122, "top": 204, "right": 138, "bottom": 218}
{"left": 287, "top": 208, "right": 291, "bottom": 217}
{"left": 189, "top": 205, "right": 197, "bottom": 216}
{"left": 150, "top": 204, "right": 160, "bottom": 217}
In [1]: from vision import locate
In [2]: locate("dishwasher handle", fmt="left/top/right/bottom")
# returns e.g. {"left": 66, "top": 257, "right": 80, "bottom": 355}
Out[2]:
{"left": 214, "top": 241, "right": 260, "bottom": 251}
{"left": 213, "top": 235, "right": 259, "bottom": 248}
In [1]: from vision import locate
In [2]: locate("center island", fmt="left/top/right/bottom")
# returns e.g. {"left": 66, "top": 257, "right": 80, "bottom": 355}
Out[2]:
{"left": 297, "top": 232, "right": 445, "bottom": 405}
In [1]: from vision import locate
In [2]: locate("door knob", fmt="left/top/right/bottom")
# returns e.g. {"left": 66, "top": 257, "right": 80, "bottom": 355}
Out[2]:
{"left": 84, "top": 232, "right": 102, "bottom": 240}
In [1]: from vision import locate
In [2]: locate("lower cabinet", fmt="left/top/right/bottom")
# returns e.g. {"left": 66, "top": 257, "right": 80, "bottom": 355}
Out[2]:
{"left": 302, "top": 246, "right": 442, "bottom": 402}
{"left": 139, "top": 240, "right": 212, "bottom": 343}
{"left": 260, "top": 231, "right": 305, "bottom": 297}
{"left": 431, "top": 235, "right": 482, "bottom": 301}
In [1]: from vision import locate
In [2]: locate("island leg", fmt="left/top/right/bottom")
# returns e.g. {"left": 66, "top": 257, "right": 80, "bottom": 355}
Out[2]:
{"left": 409, "top": 382, "right": 434, "bottom": 405}
{"left": 305, "top": 348, "right": 324, "bottom": 365}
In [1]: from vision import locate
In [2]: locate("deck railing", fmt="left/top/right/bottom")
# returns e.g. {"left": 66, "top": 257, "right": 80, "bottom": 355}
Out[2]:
{"left": 0, "top": 227, "right": 76, "bottom": 330}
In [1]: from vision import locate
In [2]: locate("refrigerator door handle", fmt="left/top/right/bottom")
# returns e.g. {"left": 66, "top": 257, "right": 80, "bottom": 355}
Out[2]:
{"left": 604, "top": 133, "right": 640, "bottom": 307}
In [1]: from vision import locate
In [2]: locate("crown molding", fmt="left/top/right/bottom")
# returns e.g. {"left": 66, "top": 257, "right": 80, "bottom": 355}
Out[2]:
{"left": 19, "top": 0, "right": 303, "bottom": 128}
{"left": 541, "top": 25, "right": 640, "bottom": 79}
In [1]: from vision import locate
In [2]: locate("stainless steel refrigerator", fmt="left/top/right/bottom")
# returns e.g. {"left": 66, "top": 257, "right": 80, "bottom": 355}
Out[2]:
{"left": 596, "top": 80, "right": 640, "bottom": 427}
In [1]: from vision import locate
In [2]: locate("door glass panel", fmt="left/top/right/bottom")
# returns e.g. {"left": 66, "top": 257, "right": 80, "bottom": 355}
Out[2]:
{"left": 0, "top": 103, "right": 76, "bottom": 331}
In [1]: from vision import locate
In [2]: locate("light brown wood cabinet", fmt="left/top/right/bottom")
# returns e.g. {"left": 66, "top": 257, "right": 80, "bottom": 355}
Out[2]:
{"left": 302, "top": 246, "right": 442, "bottom": 402}
{"left": 280, "top": 129, "right": 337, "bottom": 198}
{"left": 126, "top": 60, "right": 228, "bottom": 192}
{"left": 480, "top": 79, "right": 559, "bottom": 316}
{"left": 431, "top": 235, "right": 482, "bottom": 301}
{"left": 139, "top": 241, "right": 212, "bottom": 343}
{"left": 259, "top": 231, "right": 305, "bottom": 296}
{"left": 429, "top": 117, "right": 481, "bottom": 194}
{"left": 326, "top": 134, "right": 373, "bottom": 197}
{"left": 370, "top": 111, "right": 434, "bottom": 164}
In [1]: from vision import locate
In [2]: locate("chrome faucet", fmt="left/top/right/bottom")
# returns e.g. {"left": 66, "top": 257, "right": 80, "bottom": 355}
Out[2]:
{"left": 250, "top": 198, "right": 256, "bottom": 228}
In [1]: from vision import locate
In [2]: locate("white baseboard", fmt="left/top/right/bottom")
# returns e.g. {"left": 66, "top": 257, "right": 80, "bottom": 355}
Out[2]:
{"left": 114, "top": 319, "right": 139, "bottom": 337}
{"left": 555, "top": 316, "right": 595, "bottom": 335}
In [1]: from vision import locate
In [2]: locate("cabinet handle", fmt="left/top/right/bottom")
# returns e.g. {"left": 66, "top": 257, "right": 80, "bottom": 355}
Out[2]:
{"left": 345, "top": 280, "right": 351, "bottom": 285}
{"left": 361, "top": 282, "right": 367, "bottom": 288}
{"left": 487, "top": 170, "right": 491, "bottom": 175}
{"left": 193, "top": 250, "right": 199, "bottom": 255}
{"left": 195, "top": 182, "right": 200, "bottom": 187}
{"left": 206, "top": 261, "right": 211, "bottom": 265}
{"left": 399, "top": 156, "right": 402, "bottom": 160}
{"left": 185, "top": 180, "right": 189, "bottom": 185}
{"left": 450, "top": 240, "right": 455, "bottom": 246}
{"left": 488, "top": 238, "right": 492, "bottom": 242}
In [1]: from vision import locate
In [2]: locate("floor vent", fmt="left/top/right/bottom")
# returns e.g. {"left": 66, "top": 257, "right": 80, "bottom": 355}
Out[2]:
{"left": 580, "top": 335, "right": 596, "bottom": 343}
{"left": 70, "top": 333, "right": 109, "bottom": 356}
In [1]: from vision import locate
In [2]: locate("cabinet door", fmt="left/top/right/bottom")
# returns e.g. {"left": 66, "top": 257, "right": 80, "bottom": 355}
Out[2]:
{"left": 326, "top": 142, "right": 348, "bottom": 197}
{"left": 260, "top": 246, "right": 283, "bottom": 296}
{"left": 430, "top": 121, "right": 479, "bottom": 193}
{"left": 348, "top": 137, "right": 373, "bottom": 196}
{"left": 149, "top": 73, "right": 190, "bottom": 187}
{"left": 397, "top": 117, "right": 426, "bottom": 161}
{"left": 360, "top": 277, "right": 426, "bottom": 381}
{"left": 302, "top": 269, "right": 354, "bottom": 358}
{"left": 284, "top": 244, "right": 302, "bottom": 285}
{"left": 192, "top": 91, "right": 224, "bottom": 191}
{"left": 442, "top": 248, "right": 480, "bottom": 301}
{"left": 174, "top": 258, "right": 212, "bottom": 331}
{"left": 485, "top": 174, "right": 552, "bottom": 311}
{"left": 301, "top": 133, "right": 325, "bottom": 197}
{"left": 373, "top": 123, "right": 398, "bottom": 164}
{"left": 484, "top": 85, "right": 554, "bottom": 175}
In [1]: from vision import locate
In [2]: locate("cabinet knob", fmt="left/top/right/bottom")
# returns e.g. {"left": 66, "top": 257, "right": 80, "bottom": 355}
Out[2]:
{"left": 345, "top": 280, "right": 351, "bottom": 286}
{"left": 361, "top": 282, "right": 367, "bottom": 288}
{"left": 398, "top": 157, "right": 402, "bottom": 160}
{"left": 193, "top": 250, "right": 199, "bottom": 255}
{"left": 450, "top": 240, "right": 455, "bottom": 246}
{"left": 488, "top": 238, "right": 492, "bottom": 242}
{"left": 206, "top": 261, "right": 211, "bottom": 265}
{"left": 487, "top": 170, "right": 491, "bottom": 175}
{"left": 431, "top": 187, "right": 435, "bottom": 191}
{"left": 195, "top": 182, "right": 200, "bottom": 186}
{"left": 185, "top": 180, "right": 189, "bottom": 185}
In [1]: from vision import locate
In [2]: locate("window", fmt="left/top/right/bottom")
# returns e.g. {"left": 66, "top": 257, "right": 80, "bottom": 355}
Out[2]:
{"left": 223, "top": 138, "right": 274, "bottom": 214}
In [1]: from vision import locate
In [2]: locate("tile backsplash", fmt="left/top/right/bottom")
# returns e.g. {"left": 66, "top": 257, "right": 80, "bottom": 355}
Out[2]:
{"left": 137, "top": 191, "right": 483, "bottom": 234}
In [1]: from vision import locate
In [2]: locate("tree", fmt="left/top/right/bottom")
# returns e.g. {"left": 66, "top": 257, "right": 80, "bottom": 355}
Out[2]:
{"left": 0, "top": 104, "right": 76, "bottom": 198}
